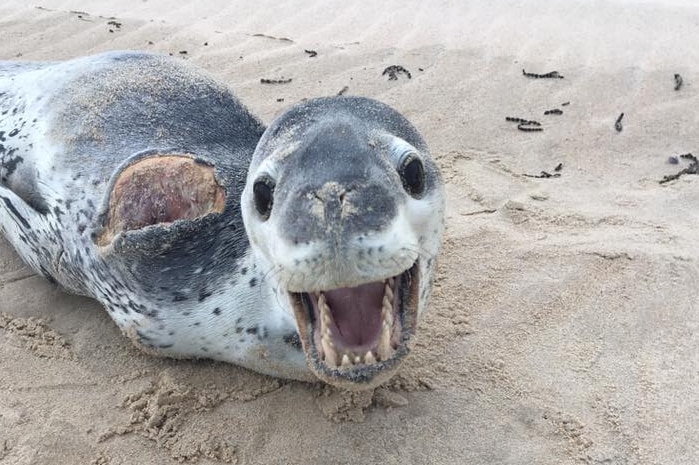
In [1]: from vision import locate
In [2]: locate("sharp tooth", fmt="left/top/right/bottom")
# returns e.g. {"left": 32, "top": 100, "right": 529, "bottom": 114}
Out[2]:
{"left": 385, "top": 281, "right": 394, "bottom": 302}
{"left": 319, "top": 293, "right": 333, "bottom": 333}
{"left": 341, "top": 353, "right": 352, "bottom": 368}
{"left": 365, "top": 351, "right": 376, "bottom": 365}
{"left": 321, "top": 335, "right": 337, "bottom": 368}
{"left": 377, "top": 321, "right": 393, "bottom": 361}
{"left": 354, "top": 355, "right": 361, "bottom": 364}
{"left": 382, "top": 298, "right": 394, "bottom": 328}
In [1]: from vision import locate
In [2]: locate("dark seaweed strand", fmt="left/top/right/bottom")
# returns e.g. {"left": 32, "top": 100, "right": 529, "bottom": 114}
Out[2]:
{"left": 260, "top": 78, "right": 293, "bottom": 84}
{"left": 561, "top": 101, "right": 570, "bottom": 106}
{"left": 523, "top": 171, "right": 560, "bottom": 178}
{"left": 554, "top": 163, "right": 563, "bottom": 172}
{"left": 544, "top": 109, "right": 563, "bottom": 115}
{"left": 517, "top": 123, "right": 543, "bottom": 132}
{"left": 659, "top": 153, "right": 698, "bottom": 184}
{"left": 382, "top": 65, "right": 412, "bottom": 80}
{"left": 505, "top": 116, "right": 541, "bottom": 125}
{"left": 674, "top": 73, "right": 683, "bottom": 91}
{"left": 522, "top": 69, "right": 564, "bottom": 79}
{"left": 615, "top": 113, "right": 624, "bottom": 132}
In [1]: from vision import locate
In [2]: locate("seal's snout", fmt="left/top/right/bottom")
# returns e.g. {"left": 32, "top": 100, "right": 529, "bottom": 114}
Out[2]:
{"left": 300, "top": 181, "right": 397, "bottom": 237}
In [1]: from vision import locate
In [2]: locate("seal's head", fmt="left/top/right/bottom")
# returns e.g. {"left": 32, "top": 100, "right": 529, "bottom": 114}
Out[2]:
{"left": 242, "top": 96, "right": 445, "bottom": 389}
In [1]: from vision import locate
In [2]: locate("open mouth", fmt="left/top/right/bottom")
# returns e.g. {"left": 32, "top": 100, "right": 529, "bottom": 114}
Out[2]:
{"left": 290, "top": 262, "right": 420, "bottom": 389}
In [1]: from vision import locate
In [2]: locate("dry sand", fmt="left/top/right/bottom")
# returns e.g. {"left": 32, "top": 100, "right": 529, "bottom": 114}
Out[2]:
{"left": 1, "top": 1, "right": 699, "bottom": 463}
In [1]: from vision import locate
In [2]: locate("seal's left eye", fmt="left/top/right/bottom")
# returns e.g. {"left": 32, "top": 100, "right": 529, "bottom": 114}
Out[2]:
{"left": 253, "top": 175, "right": 275, "bottom": 220}
{"left": 398, "top": 156, "right": 425, "bottom": 197}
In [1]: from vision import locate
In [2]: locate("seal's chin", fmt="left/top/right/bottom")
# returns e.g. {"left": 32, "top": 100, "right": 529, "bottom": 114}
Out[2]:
{"left": 289, "top": 262, "right": 419, "bottom": 390}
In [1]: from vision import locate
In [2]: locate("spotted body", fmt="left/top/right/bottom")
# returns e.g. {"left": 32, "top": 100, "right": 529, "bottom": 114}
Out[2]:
{"left": 0, "top": 51, "right": 444, "bottom": 388}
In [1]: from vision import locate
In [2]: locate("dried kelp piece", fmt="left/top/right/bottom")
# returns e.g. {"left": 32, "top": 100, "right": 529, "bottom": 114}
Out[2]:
{"left": 674, "top": 73, "right": 683, "bottom": 91}
{"left": 523, "top": 171, "right": 560, "bottom": 179}
{"left": 260, "top": 78, "right": 293, "bottom": 84}
{"left": 524, "top": 163, "right": 563, "bottom": 179}
{"left": 615, "top": 113, "right": 624, "bottom": 132}
{"left": 305, "top": 49, "right": 318, "bottom": 58}
{"left": 544, "top": 109, "right": 563, "bottom": 115}
{"left": 517, "top": 123, "right": 543, "bottom": 132}
{"left": 659, "top": 153, "right": 698, "bottom": 184}
{"left": 522, "top": 69, "right": 564, "bottom": 79}
{"left": 252, "top": 33, "right": 294, "bottom": 42}
{"left": 382, "top": 65, "right": 412, "bottom": 80}
{"left": 337, "top": 86, "right": 349, "bottom": 96}
{"left": 505, "top": 117, "right": 543, "bottom": 132}
{"left": 505, "top": 117, "right": 541, "bottom": 125}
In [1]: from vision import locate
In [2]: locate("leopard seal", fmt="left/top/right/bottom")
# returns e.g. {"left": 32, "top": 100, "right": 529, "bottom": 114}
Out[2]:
{"left": 0, "top": 51, "right": 444, "bottom": 389}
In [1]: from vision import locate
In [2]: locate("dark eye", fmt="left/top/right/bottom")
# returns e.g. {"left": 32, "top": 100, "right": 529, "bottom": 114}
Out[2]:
{"left": 253, "top": 175, "right": 275, "bottom": 220}
{"left": 398, "top": 156, "right": 425, "bottom": 197}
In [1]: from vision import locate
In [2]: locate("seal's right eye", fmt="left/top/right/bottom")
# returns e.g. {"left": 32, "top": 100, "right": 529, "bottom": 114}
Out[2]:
{"left": 398, "top": 155, "right": 425, "bottom": 198}
{"left": 253, "top": 175, "right": 275, "bottom": 220}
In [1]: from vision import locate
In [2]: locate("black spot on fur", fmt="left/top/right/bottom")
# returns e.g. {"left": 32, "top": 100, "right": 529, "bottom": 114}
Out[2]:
{"left": 283, "top": 332, "right": 302, "bottom": 350}
{"left": 173, "top": 292, "right": 188, "bottom": 302}
{"left": 198, "top": 289, "right": 213, "bottom": 302}
{"left": 8, "top": 128, "right": 19, "bottom": 137}
{"left": 39, "top": 265, "right": 57, "bottom": 285}
{"left": 249, "top": 277, "right": 257, "bottom": 287}
{"left": 1, "top": 196, "right": 30, "bottom": 229}
{"left": 212, "top": 307, "right": 222, "bottom": 315}
{"left": 3, "top": 155, "right": 23, "bottom": 177}
{"left": 246, "top": 326, "right": 258, "bottom": 335}
{"left": 136, "top": 330, "right": 152, "bottom": 342}
{"left": 26, "top": 195, "right": 50, "bottom": 215}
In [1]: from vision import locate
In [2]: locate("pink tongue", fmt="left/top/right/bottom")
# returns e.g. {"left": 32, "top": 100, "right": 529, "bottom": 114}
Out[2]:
{"left": 324, "top": 281, "right": 385, "bottom": 347}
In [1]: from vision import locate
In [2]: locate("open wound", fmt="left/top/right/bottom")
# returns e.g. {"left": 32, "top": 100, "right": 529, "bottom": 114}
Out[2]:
{"left": 98, "top": 155, "right": 226, "bottom": 245}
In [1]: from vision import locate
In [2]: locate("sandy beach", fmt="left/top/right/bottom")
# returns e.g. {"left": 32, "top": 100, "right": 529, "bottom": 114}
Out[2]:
{"left": 1, "top": 1, "right": 699, "bottom": 463}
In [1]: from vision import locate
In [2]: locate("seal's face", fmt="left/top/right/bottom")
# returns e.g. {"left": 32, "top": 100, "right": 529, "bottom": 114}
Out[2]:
{"left": 242, "top": 97, "right": 445, "bottom": 389}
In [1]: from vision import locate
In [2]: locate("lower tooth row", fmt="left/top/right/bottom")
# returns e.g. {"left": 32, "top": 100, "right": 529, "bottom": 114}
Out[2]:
{"left": 338, "top": 350, "right": 379, "bottom": 368}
